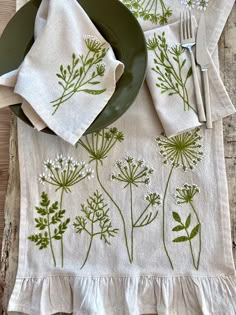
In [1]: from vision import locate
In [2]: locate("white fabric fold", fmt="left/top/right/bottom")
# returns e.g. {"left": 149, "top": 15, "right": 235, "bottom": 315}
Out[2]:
{"left": 145, "top": 20, "right": 235, "bottom": 137}
{"left": 8, "top": 275, "right": 236, "bottom": 315}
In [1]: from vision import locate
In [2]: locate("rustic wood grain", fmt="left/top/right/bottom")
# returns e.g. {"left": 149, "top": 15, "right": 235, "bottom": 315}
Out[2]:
{"left": 0, "top": 2, "right": 235, "bottom": 315}
{"left": 0, "top": 108, "right": 11, "bottom": 252}
{"left": 0, "top": 0, "right": 16, "bottom": 260}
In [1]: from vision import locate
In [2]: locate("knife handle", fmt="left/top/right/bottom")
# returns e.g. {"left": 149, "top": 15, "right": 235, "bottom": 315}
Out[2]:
{"left": 202, "top": 70, "right": 212, "bottom": 129}
{"left": 189, "top": 49, "right": 206, "bottom": 122}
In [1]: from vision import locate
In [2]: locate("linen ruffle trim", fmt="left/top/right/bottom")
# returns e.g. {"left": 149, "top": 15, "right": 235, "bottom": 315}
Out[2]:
{"left": 8, "top": 274, "right": 236, "bottom": 315}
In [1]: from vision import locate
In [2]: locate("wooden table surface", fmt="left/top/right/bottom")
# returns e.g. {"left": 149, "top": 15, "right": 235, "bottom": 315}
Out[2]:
{"left": 0, "top": 1, "right": 235, "bottom": 314}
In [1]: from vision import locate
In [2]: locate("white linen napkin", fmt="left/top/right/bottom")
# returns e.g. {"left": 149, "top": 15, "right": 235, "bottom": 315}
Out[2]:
{"left": 145, "top": 20, "right": 235, "bottom": 137}
{"left": 12, "top": 0, "right": 124, "bottom": 144}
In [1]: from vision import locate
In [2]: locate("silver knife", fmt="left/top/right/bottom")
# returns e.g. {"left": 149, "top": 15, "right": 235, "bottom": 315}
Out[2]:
{"left": 196, "top": 14, "right": 212, "bottom": 129}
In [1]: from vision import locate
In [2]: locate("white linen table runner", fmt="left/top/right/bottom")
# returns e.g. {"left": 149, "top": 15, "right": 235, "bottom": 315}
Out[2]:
{"left": 7, "top": 0, "right": 236, "bottom": 314}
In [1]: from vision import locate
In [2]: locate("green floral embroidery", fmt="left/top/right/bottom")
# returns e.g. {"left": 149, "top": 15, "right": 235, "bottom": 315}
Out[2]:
{"left": 172, "top": 211, "right": 200, "bottom": 270}
{"left": 28, "top": 192, "right": 70, "bottom": 267}
{"left": 180, "top": 0, "right": 209, "bottom": 11}
{"left": 175, "top": 184, "right": 201, "bottom": 269}
{"left": 38, "top": 155, "right": 93, "bottom": 267}
{"left": 122, "top": 0, "right": 172, "bottom": 25}
{"left": 77, "top": 128, "right": 135, "bottom": 260}
{"left": 147, "top": 32, "right": 195, "bottom": 112}
{"left": 112, "top": 157, "right": 160, "bottom": 262}
{"left": 51, "top": 36, "right": 108, "bottom": 115}
{"left": 73, "top": 191, "right": 119, "bottom": 269}
{"left": 156, "top": 128, "right": 203, "bottom": 269}
{"left": 78, "top": 130, "right": 161, "bottom": 263}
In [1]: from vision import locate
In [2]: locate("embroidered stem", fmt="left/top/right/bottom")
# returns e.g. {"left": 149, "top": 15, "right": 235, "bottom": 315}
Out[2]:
{"left": 185, "top": 226, "right": 198, "bottom": 270}
{"left": 47, "top": 208, "right": 57, "bottom": 267}
{"left": 81, "top": 218, "right": 94, "bottom": 269}
{"left": 130, "top": 184, "right": 134, "bottom": 262}
{"left": 59, "top": 188, "right": 65, "bottom": 268}
{"left": 96, "top": 161, "right": 132, "bottom": 263}
{"left": 162, "top": 165, "right": 175, "bottom": 270}
{"left": 190, "top": 202, "right": 201, "bottom": 269}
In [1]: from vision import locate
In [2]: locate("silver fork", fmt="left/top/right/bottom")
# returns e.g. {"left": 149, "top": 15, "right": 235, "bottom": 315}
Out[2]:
{"left": 180, "top": 11, "right": 206, "bottom": 122}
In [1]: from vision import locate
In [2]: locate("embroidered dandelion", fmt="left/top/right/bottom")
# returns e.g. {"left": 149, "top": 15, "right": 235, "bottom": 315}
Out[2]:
{"left": 174, "top": 183, "right": 202, "bottom": 270}
{"left": 112, "top": 156, "right": 160, "bottom": 262}
{"left": 111, "top": 157, "right": 154, "bottom": 188}
{"left": 40, "top": 155, "right": 92, "bottom": 193}
{"left": 155, "top": 128, "right": 203, "bottom": 270}
{"left": 78, "top": 127, "right": 124, "bottom": 164}
{"left": 175, "top": 184, "right": 200, "bottom": 204}
{"left": 156, "top": 128, "right": 203, "bottom": 171}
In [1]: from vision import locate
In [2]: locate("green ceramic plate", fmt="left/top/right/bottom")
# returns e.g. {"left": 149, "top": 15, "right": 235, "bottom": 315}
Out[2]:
{"left": 0, "top": 0, "right": 147, "bottom": 134}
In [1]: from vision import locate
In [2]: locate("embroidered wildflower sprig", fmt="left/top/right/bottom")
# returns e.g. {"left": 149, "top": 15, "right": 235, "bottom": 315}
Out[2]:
{"left": 74, "top": 191, "right": 118, "bottom": 269}
{"left": 28, "top": 192, "right": 70, "bottom": 267}
{"left": 180, "top": 0, "right": 209, "bottom": 10}
{"left": 147, "top": 32, "right": 195, "bottom": 112}
{"left": 156, "top": 128, "right": 203, "bottom": 171}
{"left": 78, "top": 127, "right": 124, "bottom": 164}
{"left": 112, "top": 156, "right": 160, "bottom": 262}
{"left": 155, "top": 128, "right": 203, "bottom": 270}
{"left": 175, "top": 184, "right": 200, "bottom": 204}
{"left": 172, "top": 211, "right": 200, "bottom": 270}
{"left": 51, "top": 36, "right": 108, "bottom": 114}
{"left": 175, "top": 183, "right": 202, "bottom": 269}
{"left": 39, "top": 155, "right": 93, "bottom": 193}
{"left": 111, "top": 157, "right": 154, "bottom": 187}
{"left": 121, "top": 0, "right": 172, "bottom": 25}
{"left": 38, "top": 155, "right": 94, "bottom": 267}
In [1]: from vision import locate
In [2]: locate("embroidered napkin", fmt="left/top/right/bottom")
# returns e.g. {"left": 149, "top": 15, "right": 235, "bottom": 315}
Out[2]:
{"left": 7, "top": 0, "right": 236, "bottom": 314}
{"left": 11, "top": 0, "right": 124, "bottom": 144}
{"left": 144, "top": 20, "right": 235, "bottom": 137}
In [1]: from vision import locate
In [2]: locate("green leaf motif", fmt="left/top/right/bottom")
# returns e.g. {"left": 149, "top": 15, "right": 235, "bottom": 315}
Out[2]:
{"left": 172, "top": 211, "right": 181, "bottom": 223}
{"left": 82, "top": 89, "right": 106, "bottom": 95}
{"left": 173, "top": 236, "right": 189, "bottom": 242}
{"left": 172, "top": 225, "right": 185, "bottom": 232}
{"left": 28, "top": 192, "right": 70, "bottom": 267}
{"left": 190, "top": 224, "right": 200, "bottom": 240}
{"left": 185, "top": 214, "right": 191, "bottom": 229}
{"left": 186, "top": 67, "right": 193, "bottom": 80}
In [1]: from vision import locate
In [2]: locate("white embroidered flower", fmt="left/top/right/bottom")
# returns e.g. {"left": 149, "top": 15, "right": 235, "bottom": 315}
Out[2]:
{"left": 44, "top": 159, "right": 55, "bottom": 170}
{"left": 196, "top": 0, "right": 208, "bottom": 10}
{"left": 181, "top": 0, "right": 196, "bottom": 9}
{"left": 86, "top": 168, "right": 94, "bottom": 180}
{"left": 39, "top": 173, "right": 47, "bottom": 185}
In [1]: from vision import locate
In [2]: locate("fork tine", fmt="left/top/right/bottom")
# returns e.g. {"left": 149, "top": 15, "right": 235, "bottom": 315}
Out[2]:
{"left": 180, "top": 12, "right": 184, "bottom": 42}
{"left": 186, "top": 11, "right": 190, "bottom": 39}
{"left": 184, "top": 11, "right": 188, "bottom": 40}
{"left": 189, "top": 10, "right": 193, "bottom": 39}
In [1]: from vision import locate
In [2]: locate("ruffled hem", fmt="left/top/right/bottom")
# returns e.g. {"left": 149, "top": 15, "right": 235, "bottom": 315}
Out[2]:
{"left": 8, "top": 274, "right": 236, "bottom": 315}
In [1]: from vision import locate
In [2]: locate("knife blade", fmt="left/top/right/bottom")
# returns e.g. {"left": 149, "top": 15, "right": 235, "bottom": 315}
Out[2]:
{"left": 196, "top": 14, "right": 212, "bottom": 128}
